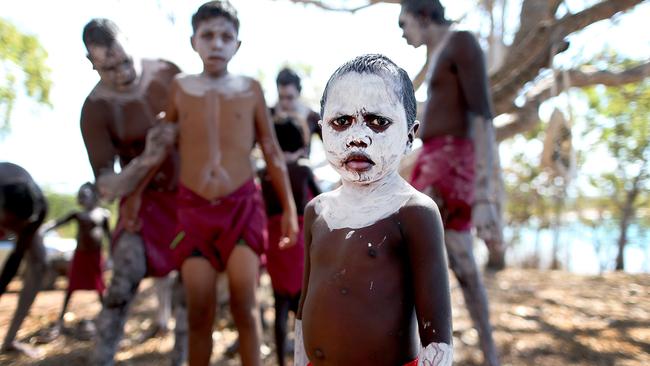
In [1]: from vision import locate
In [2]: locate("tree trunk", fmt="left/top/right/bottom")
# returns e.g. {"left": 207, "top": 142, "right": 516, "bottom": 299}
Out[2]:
{"left": 615, "top": 186, "right": 639, "bottom": 271}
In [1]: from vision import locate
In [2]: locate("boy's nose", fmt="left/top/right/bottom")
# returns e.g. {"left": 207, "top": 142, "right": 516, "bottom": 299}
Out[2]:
{"left": 346, "top": 136, "right": 371, "bottom": 148}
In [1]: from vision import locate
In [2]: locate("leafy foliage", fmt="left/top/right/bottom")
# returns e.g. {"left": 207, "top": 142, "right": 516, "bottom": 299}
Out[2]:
{"left": 0, "top": 18, "right": 52, "bottom": 133}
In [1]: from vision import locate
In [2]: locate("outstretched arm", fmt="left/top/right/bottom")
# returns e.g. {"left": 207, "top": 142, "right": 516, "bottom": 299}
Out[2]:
{"left": 43, "top": 212, "right": 77, "bottom": 232}
{"left": 400, "top": 201, "right": 453, "bottom": 365}
{"left": 253, "top": 81, "right": 299, "bottom": 248}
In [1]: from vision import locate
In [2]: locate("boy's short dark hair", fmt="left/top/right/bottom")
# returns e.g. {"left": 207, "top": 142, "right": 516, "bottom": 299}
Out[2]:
{"left": 401, "top": 0, "right": 451, "bottom": 25}
{"left": 274, "top": 120, "right": 305, "bottom": 153}
{"left": 192, "top": 1, "right": 240, "bottom": 33}
{"left": 320, "top": 54, "right": 417, "bottom": 130}
{"left": 276, "top": 68, "right": 302, "bottom": 93}
{"left": 82, "top": 18, "right": 120, "bottom": 49}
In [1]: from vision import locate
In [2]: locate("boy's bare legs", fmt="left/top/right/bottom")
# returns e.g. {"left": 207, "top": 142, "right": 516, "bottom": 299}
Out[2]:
{"left": 227, "top": 245, "right": 262, "bottom": 366}
{"left": 94, "top": 232, "right": 147, "bottom": 366}
{"left": 171, "top": 274, "right": 188, "bottom": 366}
{"left": 445, "top": 230, "right": 500, "bottom": 366}
{"left": 182, "top": 257, "right": 218, "bottom": 366}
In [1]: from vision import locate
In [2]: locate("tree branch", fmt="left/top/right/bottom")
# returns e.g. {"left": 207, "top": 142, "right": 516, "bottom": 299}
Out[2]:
{"left": 281, "top": 0, "right": 399, "bottom": 13}
{"left": 498, "top": 60, "right": 650, "bottom": 141}
{"left": 491, "top": 0, "right": 644, "bottom": 115}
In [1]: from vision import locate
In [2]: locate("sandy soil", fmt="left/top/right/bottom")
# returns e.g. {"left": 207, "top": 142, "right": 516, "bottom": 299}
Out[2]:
{"left": 0, "top": 268, "right": 648, "bottom": 366}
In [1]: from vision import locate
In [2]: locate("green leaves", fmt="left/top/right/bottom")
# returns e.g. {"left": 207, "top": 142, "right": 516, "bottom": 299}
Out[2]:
{"left": 0, "top": 18, "right": 52, "bottom": 133}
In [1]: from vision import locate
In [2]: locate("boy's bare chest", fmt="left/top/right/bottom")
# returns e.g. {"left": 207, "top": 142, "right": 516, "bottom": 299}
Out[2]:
{"left": 310, "top": 215, "right": 406, "bottom": 272}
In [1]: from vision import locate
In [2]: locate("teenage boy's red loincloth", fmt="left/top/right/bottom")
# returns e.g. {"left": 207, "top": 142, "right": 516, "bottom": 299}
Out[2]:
{"left": 113, "top": 189, "right": 179, "bottom": 277}
{"left": 410, "top": 136, "right": 475, "bottom": 231}
{"left": 174, "top": 179, "right": 267, "bottom": 272}
{"left": 67, "top": 248, "right": 105, "bottom": 294}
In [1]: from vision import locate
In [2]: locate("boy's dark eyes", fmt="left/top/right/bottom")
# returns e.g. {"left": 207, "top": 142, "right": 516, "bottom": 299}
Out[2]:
{"left": 367, "top": 116, "right": 391, "bottom": 129}
{"left": 330, "top": 116, "right": 352, "bottom": 128}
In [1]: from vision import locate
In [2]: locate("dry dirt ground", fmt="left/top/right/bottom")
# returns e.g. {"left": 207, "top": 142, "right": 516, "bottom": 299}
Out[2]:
{"left": 0, "top": 269, "right": 648, "bottom": 366}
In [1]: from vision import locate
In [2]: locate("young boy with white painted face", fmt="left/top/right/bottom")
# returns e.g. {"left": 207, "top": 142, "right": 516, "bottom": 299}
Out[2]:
{"left": 295, "top": 54, "right": 452, "bottom": 366}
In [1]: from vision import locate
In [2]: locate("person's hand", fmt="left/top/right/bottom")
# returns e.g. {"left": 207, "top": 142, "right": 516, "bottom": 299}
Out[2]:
{"left": 279, "top": 209, "right": 299, "bottom": 249}
{"left": 473, "top": 201, "right": 499, "bottom": 242}
{"left": 143, "top": 123, "right": 177, "bottom": 165}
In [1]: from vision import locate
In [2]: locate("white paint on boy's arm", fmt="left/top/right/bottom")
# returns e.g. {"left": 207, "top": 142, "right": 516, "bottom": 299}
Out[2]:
{"left": 418, "top": 342, "right": 453, "bottom": 366}
{"left": 294, "top": 319, "right": 309, "bottom": 366}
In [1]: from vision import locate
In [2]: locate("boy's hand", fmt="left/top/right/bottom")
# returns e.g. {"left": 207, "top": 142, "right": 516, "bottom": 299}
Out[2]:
{"left": 279, "top": 209, "right": 299, "bottom": 249}
{"left": 473, "top": 201, "right": 498, "bottom": 242}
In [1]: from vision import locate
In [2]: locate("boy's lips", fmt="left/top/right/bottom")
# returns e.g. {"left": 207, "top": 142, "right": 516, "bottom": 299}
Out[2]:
{"left": 343, "top": 152, "right": 375, "bottom": 172}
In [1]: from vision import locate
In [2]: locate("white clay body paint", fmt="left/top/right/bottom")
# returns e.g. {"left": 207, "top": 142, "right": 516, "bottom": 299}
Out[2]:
{"left": 293, "top": 319, "right": 309, "bottom": 366}
{"left": 418, "top": 342, "right": 453, "bottom": 366}
{"left": 316, "top": 72, "right": 417, "bottom": 230}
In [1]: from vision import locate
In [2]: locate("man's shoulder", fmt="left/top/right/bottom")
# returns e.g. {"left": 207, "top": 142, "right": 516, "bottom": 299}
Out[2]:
{"left": 448, "top": 30, "right": 482, "bottom": 57}
{"left": 81, "top": 91, "right": 112, "bottom": 124}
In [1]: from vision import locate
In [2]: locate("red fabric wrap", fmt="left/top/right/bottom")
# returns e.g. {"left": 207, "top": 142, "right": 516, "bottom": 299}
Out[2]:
{"left": 174, "top": 179, "right": 267, "bottom": 272}
{"left": 266, "top": 214, "right": 304, "bottom": 295}
{"left": 67, "top": 248, "right": 105, "bottom": 294}
{"left": 410, "top": 136, "right": 475, "bottom": 231}
{"left": 113, "top": 189, "right": 179, "bottom": 277}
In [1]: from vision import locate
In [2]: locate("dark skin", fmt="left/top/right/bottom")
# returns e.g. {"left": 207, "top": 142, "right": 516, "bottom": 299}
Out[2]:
{"left": 80, "top": 45, "right": 181, "bottom": 203}
{"left": 260, "top": 158, "right": 321, "bottom": 217}
{"left": 297, "top": 194, "right": 451, "bottom": 365}
{"left": 164, "top": 15, "right": 298, "bottom": 366}
{"left": 418, "top": 31, "right": 492, "bottom": 139}
{"left": 0, "top": 162, "right": 47, "bottom": 355}
{"left": 0, "top": 164, "right": 46, "bottom": 298}
{"left": 260, "top": 154, "right": 321, "bottom": 366}
{"left": 47, "top": 189, "right": 110, "bottom": 253}
{"left": 36, "top": 186, "right": 110, "bottom": 342}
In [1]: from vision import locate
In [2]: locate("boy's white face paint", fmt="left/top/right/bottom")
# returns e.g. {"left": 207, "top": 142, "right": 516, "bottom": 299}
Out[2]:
{"left": 321, "top": 72, "right": 409, "bottom": 184}
{"left": 316, "top": 72, "right": 416, "bottom": 230}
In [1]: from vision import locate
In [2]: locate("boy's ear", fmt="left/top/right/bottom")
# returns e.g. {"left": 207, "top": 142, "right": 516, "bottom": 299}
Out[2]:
{"left": 408, "top": 120, "right": 420, "bottom": 144}
{"left": 236, "top": 40, "right": 242, "bottom": 52}
{"left": 190, "top": 35, "right": 197, "bottom": 52}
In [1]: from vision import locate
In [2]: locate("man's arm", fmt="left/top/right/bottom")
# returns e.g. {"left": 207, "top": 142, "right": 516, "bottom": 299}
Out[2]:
{"left": 400, "top": 200, "right": 453, "bottom": 365}
{"left": 252, "top": 80, "right": 299, "bottom": 247}
{"left": 294, "top": 202, "right": 315, "bottom": 366}
{"left": 80, "top": 98, "right": 162, "bottom": 201}
{"left": 452, "top": 31, "right": 494, "bottom": 198}
{"left": 453, "top": 32, "right": 500, "bottom": 239}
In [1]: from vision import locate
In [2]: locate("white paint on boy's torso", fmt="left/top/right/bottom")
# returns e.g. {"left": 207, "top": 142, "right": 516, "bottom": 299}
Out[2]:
{"left": 314, "top": 172, "right": 417, "bottom": 230}
{"left": 175, "top": 73, "right": 255, "bottom": 98}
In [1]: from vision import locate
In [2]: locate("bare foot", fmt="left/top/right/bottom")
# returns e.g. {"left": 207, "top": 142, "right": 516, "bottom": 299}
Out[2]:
{"left": 0, "top": 341, "right": 43, "bottom": 358}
